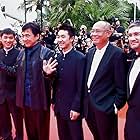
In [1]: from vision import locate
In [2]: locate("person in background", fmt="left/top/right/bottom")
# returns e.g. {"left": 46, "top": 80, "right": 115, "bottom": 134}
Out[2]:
{"left": 0, "top": 28, "right": 23, "bottom": 140}
{"left": 84, "top": 21, "right": 127, "bottom": 140}
{"left": 41, "top": 25, "right": 56, "bottom": 50}
{"left": 85, "top": 37, "right": 94, "bottom": 53}
{"left": 51, "top": 23, "right": 85, "bottom": 140}
{"left": 124, "top": 21, "right": 140, "bottom": 140}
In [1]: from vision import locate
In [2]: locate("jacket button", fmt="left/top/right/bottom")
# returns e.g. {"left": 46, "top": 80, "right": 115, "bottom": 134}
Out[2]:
{"left": 88, "top": 89, "right": 90, "bottom": 93}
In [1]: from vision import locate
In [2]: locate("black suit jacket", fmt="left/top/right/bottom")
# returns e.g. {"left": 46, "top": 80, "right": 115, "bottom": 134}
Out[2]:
{"left": 53, "top": 49, "right": 85, "bottom": 120}
{"left": 15, "top": 43, "right": 55, "bottom": 110}
{"left": 125, "top": 59, "right": 140, "bottom": 140}
{"left": 84, "top": 43, "right": 127, "bottom": 115}
{"left": 0, "top": 48, "right": 19, "bottom": 104}
{"left": 127, "top": 59, "right": 140, "bottom": 107}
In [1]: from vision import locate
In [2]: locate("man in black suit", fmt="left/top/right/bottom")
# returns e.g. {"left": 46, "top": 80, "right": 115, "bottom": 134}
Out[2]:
{"left": 84, "top": 21, "right": 127, "bottom": 140}
{"left": 124, "top": 21, "right": 140, "bottom": 140}
{"left": 0, "top": 28, "right": 23, "bottom": 140}
{"left": 0, "top": 23, "right": 58, "bottom": 140}
{"left": 16, "top": 22, "right": 58, "bottom": 140}
{"left": 51, "top": 23, "right": 85, "bottom": 140}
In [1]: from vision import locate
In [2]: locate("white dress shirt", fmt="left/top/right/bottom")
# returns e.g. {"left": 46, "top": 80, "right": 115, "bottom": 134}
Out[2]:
{"left": 129, "top": 57, "right": 140, "bottom": 94}
{"left": 87, "top": 42, "right": 109, "bottom": 88}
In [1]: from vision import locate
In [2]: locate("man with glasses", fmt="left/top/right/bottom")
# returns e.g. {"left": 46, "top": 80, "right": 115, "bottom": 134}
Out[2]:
{"left": 84, "top": 21, "right": 127, "bottom": 140}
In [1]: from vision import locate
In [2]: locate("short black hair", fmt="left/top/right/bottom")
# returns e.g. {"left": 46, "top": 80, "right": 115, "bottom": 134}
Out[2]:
{"left": 22, "top": 22, "right": 41, "bottom": 36}
{"left": 0, "top": 28, "right": 16, "bottom": 37}
{"left": 58, "top": 23, "right": 75, "bottom": 37}
{"left": 128, "top": 21, "right": 140, "bottom": 30}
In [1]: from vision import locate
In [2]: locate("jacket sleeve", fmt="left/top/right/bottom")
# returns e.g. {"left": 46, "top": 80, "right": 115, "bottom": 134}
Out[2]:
{"left": 114, "top": 51, "right": 127, "bottom": 110}
{"left": 71, "top": 55, "right": 85, "bottom": 113}
{"left": 41, "top": 46, "right": 57, "bottom": 79}
{"left": 0, "top": 60, "right": 17, "bottom": 76}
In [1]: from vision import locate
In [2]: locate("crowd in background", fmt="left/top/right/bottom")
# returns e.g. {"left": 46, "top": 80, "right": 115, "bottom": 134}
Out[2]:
{"left": 0, "top": 18, "right": 137, "bottom": 61}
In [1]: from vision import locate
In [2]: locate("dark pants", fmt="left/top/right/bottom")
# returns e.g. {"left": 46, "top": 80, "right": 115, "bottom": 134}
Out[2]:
{"left": 56, "top": 114, "right": 84, "bottom": 140}
{"left": 85, "top": 100, "right": 118, "bottom": 140}
{"left": 0, "top": 99, "right": 23, "bottom": 140}
{"left": 124, "top": 107, "right": 140, "bottom": 140}
{"left": 24, "top": 107, "right": 50, "bottom": 140}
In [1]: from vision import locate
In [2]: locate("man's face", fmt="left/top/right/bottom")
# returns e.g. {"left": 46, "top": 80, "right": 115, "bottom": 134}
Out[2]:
{"left": 1, "top": 34, "right": 15, "bottom": 49}
{"left": 128, "top": 26, "right": 140, "bottom": 52}
{"left": 90, "top": 22, "right": 111, "bottom": 48}
{"left": 21, "top": 28, "right": 39, "bottom": 48}
{"left": 57, "top": 30, "right": 74, "bottom": 51}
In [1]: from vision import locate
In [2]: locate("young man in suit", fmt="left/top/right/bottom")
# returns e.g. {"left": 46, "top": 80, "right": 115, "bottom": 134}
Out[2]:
{"left": 0, "top": 28, "right": 23, "bottom": 140}
{"left": 124, "top": 21, "right": 140, "bottom": 140}
{"left": 84, "top": 21, "right": 127, "bottom": 140}
{"left": 51, "top": 23, "right": 85, "bottom": 140}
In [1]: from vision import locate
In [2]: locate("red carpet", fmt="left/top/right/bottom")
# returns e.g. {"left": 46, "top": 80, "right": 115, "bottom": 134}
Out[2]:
{"left": 12, "top": 104, "right": 127, "bottom": 140}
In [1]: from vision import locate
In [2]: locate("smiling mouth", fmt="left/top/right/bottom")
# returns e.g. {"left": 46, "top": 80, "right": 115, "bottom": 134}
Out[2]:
{"left": 131, "top": 42, "right": 137, "bottom": 45}
{"left": 6, "top": 43, "right": 12, "bottom": 45}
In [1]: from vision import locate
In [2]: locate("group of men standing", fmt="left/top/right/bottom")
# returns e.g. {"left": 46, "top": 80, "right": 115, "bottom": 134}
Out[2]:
{"left": 0, "top": 20, "right": 139, "bottom": 140}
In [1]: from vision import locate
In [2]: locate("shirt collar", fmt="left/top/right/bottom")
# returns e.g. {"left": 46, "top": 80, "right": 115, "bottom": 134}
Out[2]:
{"left": 62, "top": 47, "right": 73, "bottom": 57}
{"left": 96, "top": 42, "right": 109, "bottom": 53}
{"left": 3, "top": 47, "right": 14, "bottom": 54}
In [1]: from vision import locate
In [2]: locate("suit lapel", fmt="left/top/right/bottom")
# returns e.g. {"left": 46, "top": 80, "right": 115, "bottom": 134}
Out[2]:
{"left": 127, "top": 60, "right": 135, "bottom": 98}
{"left": 89, "top": 44, "right": 112, "bottom": 89}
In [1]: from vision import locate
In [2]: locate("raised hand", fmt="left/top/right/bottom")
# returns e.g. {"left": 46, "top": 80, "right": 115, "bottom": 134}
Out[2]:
{"left": 43, "top": 57, "right": 58, "bottom": 75}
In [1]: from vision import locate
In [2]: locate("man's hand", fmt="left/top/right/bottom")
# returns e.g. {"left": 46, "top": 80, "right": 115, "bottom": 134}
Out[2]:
{"left": 70, "top": 110, "right": 80, "bottom": 120}
{"left": 43, "top": 57, "right": 58, "bottom": 75}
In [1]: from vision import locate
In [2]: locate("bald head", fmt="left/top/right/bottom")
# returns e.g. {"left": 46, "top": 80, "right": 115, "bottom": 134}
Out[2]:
{"left": 93, "top": 21, "right": 111, "bottom": 31}
{"left": 90, "top": 21, "right": 112, "bottom": 49}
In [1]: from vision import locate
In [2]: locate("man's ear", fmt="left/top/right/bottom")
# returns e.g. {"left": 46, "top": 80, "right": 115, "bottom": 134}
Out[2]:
{"left": 36, "top": 34, "right": 40, "bottom": 40}
{"left": 107, "top": 30, "right": 113, "bottom": 38}
{"left": 70, "top": 36, "right": 75, "bottom": 43}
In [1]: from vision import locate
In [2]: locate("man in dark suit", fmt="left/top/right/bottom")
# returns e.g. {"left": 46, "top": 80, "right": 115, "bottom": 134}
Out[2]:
{"left": 51, "top": 23, "right": 85, "bottom": 140}
{"left": 84, "top": 21, "right": 127, "bottom": 140}
{"left": 16, "top": 22, "right": 58, "bottom": 140}
{"left": 0, "top": 28, "right": 23, "bottom": 140}
{"left": 0, "top": 23, "right": 58, "bottom": 140}
{"left": 124, "top": 21, "right": 140, "bottom": 140}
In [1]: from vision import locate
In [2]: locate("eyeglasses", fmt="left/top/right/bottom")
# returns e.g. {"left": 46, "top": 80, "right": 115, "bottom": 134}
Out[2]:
{"left": 90, "top": 29, "right": 108, "bottom": 34}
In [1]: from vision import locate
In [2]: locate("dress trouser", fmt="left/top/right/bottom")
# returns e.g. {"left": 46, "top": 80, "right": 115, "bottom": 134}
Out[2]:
{"left": 24, "top": 107, "right": 50, "bottom": 140}
{"left": 56, "top": 114, "right": 84, "bottom": 140}
{"left": 85, "top": 99, "right": 118, "bottom": 140}
{"left": 0, "top": 99, "right": 23, "bottom": 140}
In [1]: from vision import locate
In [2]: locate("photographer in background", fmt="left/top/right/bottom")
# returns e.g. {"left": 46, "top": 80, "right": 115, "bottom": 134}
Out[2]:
{"left": 41, "top": 25, "right": 56, "bottom": 50}
{"left": 75, "top": 25, "right": 90, "bottom": 54}
{"left": 111, "top": 17, "right": 125, "bottom": 34}
{"left": 110, "top": 18, "right": 126, "bottom": 49}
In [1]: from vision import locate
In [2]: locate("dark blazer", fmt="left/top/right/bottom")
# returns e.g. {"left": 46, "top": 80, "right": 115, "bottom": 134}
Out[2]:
{"left": 0, "top": 48, "right": 19, "bottom": 104}
{"left": 125, "top": 60, "right": 140, "bottom": 140}
{"left": 15, "top": 43, "right": 55, "bottom": 110}
{"left": 84, "top": 43, "right": 127, "bottom": 115}
{"left": 53, "top": 49, "right": 85, "bottom": 120}
{"left": 126, "top": 60, "right": 140, "bottom": 101}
